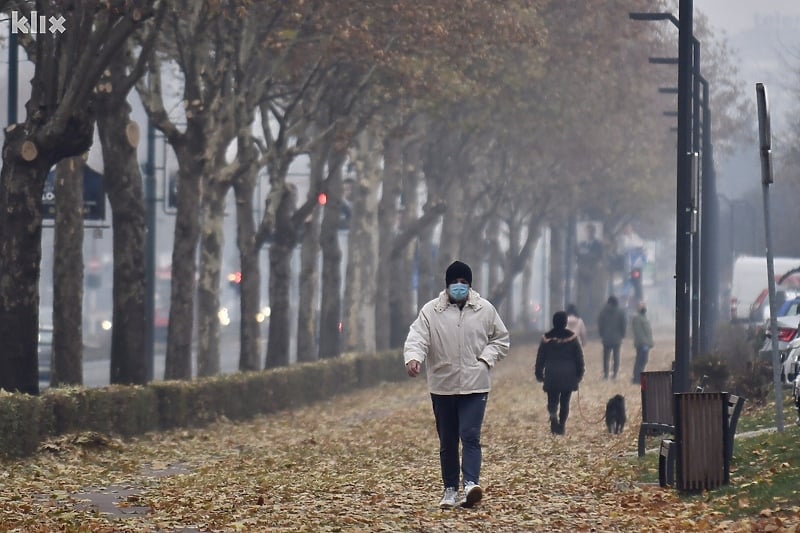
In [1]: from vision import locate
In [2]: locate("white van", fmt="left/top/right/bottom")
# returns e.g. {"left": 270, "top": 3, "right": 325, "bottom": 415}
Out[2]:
{"left": 729, "top": 255, "right": 800, "bottom": 322}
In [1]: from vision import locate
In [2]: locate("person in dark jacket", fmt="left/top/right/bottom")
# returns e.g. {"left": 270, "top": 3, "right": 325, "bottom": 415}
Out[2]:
{"left": 597, "top": 295, "right": 626, "bottom": 380}
{"left": 535, "top": 311, "right": 585, "bottom": 435}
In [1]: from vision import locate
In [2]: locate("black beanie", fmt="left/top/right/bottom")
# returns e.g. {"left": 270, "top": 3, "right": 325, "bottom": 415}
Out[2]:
{"left": 445, "top": 261, "right": 472, "bottom": 286}
{"left": 552, "top": 311, "right": 568, "bottom": 330}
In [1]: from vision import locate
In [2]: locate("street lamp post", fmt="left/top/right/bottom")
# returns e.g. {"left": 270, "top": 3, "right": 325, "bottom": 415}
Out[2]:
{"left": 675, "top": 0, "right": 695, "bottom": 393}
{"left": 630, "top": 3, "right": 696, "bottom": 393}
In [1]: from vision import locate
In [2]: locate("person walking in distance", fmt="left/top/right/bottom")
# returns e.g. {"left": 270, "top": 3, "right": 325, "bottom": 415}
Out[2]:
{"left": 534, "top": 311, "right": 585, "bottom": 435}
{"left": 631, "top": 302, "right": 654, "bottom": 385}
{"left": 566, "top": 303, "right": 587, "bottom": 346}
{"left": 404, "top": 261, "right": 510, "bottom": 510}
{"left": 597, "top": 296, "right": 626, "bottom": 380}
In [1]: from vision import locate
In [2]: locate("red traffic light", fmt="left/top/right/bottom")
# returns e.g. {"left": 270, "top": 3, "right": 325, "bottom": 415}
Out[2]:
{"left": 227, "top": 271, "right": 242, "bottom": 284}
{"left": 631, "top": 269, "right": 641, "bottom": 279}
{"left": 317, "top": 192, "right": 328, "bottom": 206}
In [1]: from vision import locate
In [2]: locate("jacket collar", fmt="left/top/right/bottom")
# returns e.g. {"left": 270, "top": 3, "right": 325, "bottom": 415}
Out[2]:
{"left": 542, "top": 329, "right": 577, "bottom": 343}
{"left": 433, "top": 288, "right": 483, "bottom": 312}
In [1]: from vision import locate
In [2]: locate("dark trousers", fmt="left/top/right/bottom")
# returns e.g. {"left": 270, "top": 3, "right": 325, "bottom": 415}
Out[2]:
{"left": 633, "top": 345, "right": 650, "bottom": 384}
{"left": 546, "top": 390, "right": 572, "bottom": 429}
{"left": 602, "top": 342, "right": 621, "bottom": 378}
{"left": 430, "top": 393, "right": 488, "bottom": 489}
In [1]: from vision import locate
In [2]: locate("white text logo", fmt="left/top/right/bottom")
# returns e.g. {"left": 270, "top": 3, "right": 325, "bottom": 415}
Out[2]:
{"left": 11, "top": 11, "right": 66, "bottom": 34}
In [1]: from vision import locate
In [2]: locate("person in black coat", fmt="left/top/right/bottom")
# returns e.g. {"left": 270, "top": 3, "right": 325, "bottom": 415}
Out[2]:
{"left": 535, "top": 311, "right": 586, "bottom": 435}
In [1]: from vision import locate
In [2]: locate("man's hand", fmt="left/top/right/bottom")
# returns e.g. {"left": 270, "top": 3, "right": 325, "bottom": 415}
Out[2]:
{"left": 406, "top": 360, "right": 421, "bottom": 377}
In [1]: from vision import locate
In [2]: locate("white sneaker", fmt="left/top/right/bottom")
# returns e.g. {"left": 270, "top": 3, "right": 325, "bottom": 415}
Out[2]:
{"left": 461, "top": 481, "right": 483, "bottom": 508}
{"left": 439, "top": 487, "right": 458, "bottom": 509}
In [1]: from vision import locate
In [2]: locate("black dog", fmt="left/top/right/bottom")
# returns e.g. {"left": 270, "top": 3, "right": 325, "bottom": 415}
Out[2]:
{"left": 605, "top": 394, "right": 626, "bottom": 434}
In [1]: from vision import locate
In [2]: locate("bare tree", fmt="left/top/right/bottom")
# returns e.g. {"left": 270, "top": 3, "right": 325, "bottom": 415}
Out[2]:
{"left": 0, "top": 1, "right": 159, "bottom": 394}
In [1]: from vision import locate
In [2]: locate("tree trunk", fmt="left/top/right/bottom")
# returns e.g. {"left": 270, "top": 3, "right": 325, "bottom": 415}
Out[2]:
{"left": 344, "top": 130, "right": 381, "bottom": 354}
{"left": 197, "top": 182, "right": 227, "bottom": 377}
{"left": 51, "top": 157, "right": 85, "bottom": 386}
{"left": 487, "top": 217, "right": 502, "bottom": 299}
{"left": 389, "top": 144, "right": 421, "bottom": 348}
{"left": 233, "top": 170, "right": 261, "bottom": 372}
{"left": 165, "top": 135, "right": 205, "bottom": 380}
{"left": 96, "top": 103, "right": 148, "bottom": 385}
{"left": 417, "top": 225, "right": 437, "bottom": 306}
{"left": 265, "top": 184, "right": 298, "bottom": 368}
{"left": 438, "top": 184, "right": 467, "bottom": 272}
{"left": 296, "top": 146, "right": 326, "bottom": 362}
{"left": 375, "top": 137, "right": 402, "bottom": 350}
{"left": 0, "top": 127, "right": 55, "bottom": 394}
{"left": 521, "top": 246, "right": 534, "bottom": 328}
{"left": 318, "top": 149, "right": 346, "bottom": 359}
{"left": 549, "top": 223, "right": 565, "bottom": 317}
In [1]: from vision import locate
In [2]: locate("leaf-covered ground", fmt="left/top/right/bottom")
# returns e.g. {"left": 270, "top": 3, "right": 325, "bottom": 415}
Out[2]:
{"left": 2, "top": 334, "right": 799, "bottom": 532}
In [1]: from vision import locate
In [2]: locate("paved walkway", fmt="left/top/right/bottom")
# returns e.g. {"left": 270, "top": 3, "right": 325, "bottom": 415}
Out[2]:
{"left": 2, "top": 330, "right": 795, "bottom": 531}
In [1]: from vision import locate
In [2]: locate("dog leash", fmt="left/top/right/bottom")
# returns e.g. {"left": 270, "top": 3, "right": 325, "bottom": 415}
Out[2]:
{"left": 575, "top": 389, "right": 608, "bottom": 425}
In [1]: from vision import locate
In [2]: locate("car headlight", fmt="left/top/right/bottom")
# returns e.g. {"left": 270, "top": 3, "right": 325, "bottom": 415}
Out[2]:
{"left": 256, "top": 306, "right": 271, "bottom": 323}
{"left": 218, "top": 307, "right": 231, "bottom": 326}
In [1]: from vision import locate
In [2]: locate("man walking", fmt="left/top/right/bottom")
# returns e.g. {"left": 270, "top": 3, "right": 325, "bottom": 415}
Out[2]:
{"left": 597, "top": 296, "right": 626, "bottom": 380}
{"left": 631, "top": 302, "right": 654, "bottom": 384}
{"left": 404, "top": 260, "right": 510, "bottom": 509}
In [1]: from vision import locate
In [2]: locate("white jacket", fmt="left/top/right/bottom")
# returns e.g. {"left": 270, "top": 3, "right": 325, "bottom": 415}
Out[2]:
{"left": 403, "top": 288, "right": 510, "bottom": 395}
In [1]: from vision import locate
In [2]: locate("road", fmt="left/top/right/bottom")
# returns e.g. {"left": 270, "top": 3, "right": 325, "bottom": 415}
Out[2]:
{"left": 41, "top": 328, "right": 246, "bottom": 389}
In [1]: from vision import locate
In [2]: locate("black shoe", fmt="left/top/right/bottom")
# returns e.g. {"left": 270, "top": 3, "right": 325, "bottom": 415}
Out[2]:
{"left": 549, "top": 413, "right": 559, "bottom": 434}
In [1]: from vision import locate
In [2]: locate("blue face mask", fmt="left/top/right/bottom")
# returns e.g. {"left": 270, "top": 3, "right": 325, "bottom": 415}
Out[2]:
{"left": 448, "top": 283, "right": 469, "bottom": 301}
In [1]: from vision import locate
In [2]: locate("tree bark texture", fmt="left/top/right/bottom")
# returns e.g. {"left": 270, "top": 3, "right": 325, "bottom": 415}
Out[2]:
{"left": 233, "top": 168, "right": 262, "bottom": 373}
{"left": 164, "top": 134, "right": 205, "bottom": 380}
{"left": 196, "top": 182, "right": 227, "bottom": 377}
{"left": 265, "top": 184, "right": 298, "bottom": 368}
{"left": 389, "top": 143, "right": 421, "bottom": 348}
{"left": 51, "top": 157, "right": 85, "bottom": 387}
{"left": 296, "top": 145, "right": 326, "bottom": 363}
{"left": 375, "top": 137, "right": 402, "bottom": 351}
{"left": 0, "top": 127, "right": 60, "bottom": 394}
{"left": 343, "top": 130, "right": 381, "bottom": 354}
{"left": 96, "top": 102, "right": 148, "bottom": 386}
{"left": 318, "top": 149, "right": 346, "bottom": 359}
{"left": 549, "top": 224, "right": 565, "bottom": 320}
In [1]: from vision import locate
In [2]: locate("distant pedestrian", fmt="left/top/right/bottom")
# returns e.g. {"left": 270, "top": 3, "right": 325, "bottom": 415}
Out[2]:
{"left": 566, "top": 303, "right": 587, "bottom": 346}
{"left": 631, "top": 302, "right": 654, "bottom": 385}
{"left": 597, "top": 296, "right": 626, "bottom": 380}
{"left": 403, "top": 260, "right": 510, "bottom": 510}
{"left": 534, "top": 311, "right": 585, "bottom": 435}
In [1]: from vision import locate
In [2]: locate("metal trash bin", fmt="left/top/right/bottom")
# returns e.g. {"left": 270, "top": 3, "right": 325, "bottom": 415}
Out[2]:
{"left": 674, "top": 392, "right": 730, "bottom": 491}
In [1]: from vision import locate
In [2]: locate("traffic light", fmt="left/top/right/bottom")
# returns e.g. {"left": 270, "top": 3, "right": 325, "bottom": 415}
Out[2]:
{"left": 630, "top": 268, "right": 643, "bottom": 300}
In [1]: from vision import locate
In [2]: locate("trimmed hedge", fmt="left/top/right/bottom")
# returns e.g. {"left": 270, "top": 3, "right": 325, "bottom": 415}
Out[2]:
{"left": 0, "top": 350, "right": 403, "bottom": 459}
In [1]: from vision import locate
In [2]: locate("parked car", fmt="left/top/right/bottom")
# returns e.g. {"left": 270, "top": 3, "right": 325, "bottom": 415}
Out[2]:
{"left": 749, "top": 286, "right": 800, "bottom": 324}
{"left": 730, "top": 256, "right": 800, "bottom": 322}
{"left": 793, "top": 372, "right": 800, "bottom": 425}
{"left": 759, "top": 314, "right": 800, "bottom": 385}
{"left": 777, "top": 296, "right": 800, "bottom": 319}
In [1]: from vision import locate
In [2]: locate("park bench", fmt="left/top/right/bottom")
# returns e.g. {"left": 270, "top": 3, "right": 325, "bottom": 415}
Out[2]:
{"left": 637, "top": 372, "right": 726, "bottom": 457}
{"left": 637, "top": 370, "right": 675, "bottom": 457}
